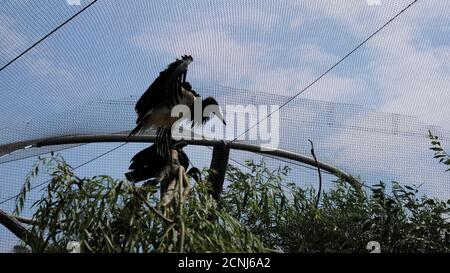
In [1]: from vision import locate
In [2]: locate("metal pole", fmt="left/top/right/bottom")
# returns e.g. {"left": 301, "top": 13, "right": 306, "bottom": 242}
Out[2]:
{"left": 209, "top": 143, "right": 230, "bottom": 200}
{"left": 0, "top": 134, "right": 361, "bottom": 191}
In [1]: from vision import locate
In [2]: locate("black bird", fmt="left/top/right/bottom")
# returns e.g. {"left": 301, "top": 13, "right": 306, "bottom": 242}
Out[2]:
{"left": 129, "top": 55, "right": 226, "bottom": 160}
{"left": 125, "top": 142, "right": 190, "bottom": 185}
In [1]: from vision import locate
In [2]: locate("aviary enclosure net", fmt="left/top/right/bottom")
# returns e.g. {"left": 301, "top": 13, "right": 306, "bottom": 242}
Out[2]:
{"left": 1, "top": 0, "right": 449, "bottom": 252}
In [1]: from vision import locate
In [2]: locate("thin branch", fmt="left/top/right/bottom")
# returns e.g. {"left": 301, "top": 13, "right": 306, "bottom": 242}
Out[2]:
{"left": 308, "top": 139, "right": 322, "bottom": 209}
{"left": 182, "top": 172, "right": 191, "bottom": 201}
{"left": 0, "top": 209, "right": 50, "bottom": 251}
{"left": 156, "top": 223, "right": 175, "bottom": 251}
{"left": 178, "top": 166, "right": 186, "bottom": 253}
{"left": 208, "top": 143, "right": 230, "bottom": 201}
{"left": 133, "top": 190, "right": 174, "bottom": 224}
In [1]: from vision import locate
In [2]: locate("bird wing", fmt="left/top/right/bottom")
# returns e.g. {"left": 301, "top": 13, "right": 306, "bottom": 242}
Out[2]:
{"left": 126, "top": 144, "right": 165, "bottom": 182}
{"left": 126, "top": 139, "right": 186, "bottom": 183}
{"left": 128, "top": 144, "right": 158, "bottom": 170}
{"left": 134, "top": 55, "right": 193, "bottom": 124}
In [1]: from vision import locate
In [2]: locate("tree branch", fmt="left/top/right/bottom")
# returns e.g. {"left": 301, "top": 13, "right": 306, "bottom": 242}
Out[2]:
{"left": 208, "top": 142, "right": 230, "bottom": 201}
{"left": 133, "top": 190, "right": 174, "bottom": 224}
{"left": 308, "top": 140, "right": 322, "bottom": 209}
{"left": 0, "top": 209, "right": 32, "bottom": 245}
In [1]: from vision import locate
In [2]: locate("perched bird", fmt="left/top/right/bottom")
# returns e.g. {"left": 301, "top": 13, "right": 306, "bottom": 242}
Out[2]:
{"left": 125, "top": 142, "right": 189, "bottom": 185}
{"left": 129, "top": 55, "right": 226, "bottom": 160}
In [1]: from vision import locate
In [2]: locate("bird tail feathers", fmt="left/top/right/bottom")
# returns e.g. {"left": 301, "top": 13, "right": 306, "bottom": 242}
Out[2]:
{"left": 156, "top": 128, "right": 172, "bottom": 162}
{"left": 129, "top": 122, "right": 144, "bottom": 136}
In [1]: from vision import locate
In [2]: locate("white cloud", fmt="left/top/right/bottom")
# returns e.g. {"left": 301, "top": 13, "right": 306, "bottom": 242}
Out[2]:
{"left": 298, "top": 0, "right": 412, "bottom": 36}
{"left": 289, "top": 17, "right": 303, "bottom": 29}
{"left": 130, "top": 0, "right": 450, "bottom": 132}
{"left": 0, "top": 11, "right": 74, "bottom": 83}
{"left": 131, "top": 23, "right": 356, "bottom": 102}
{"left": 131, "top": 27, "right": 262, "bottom": 85}
{"left": 26, "top": 57, "right": 75, "bottom": 82}
{"left": 364, "top": 2, "right": 450, "bottom": 129}
{"left": 217, "top": 5, "right": 280, "bottom": 31}
{"left": 291, "top": 0, "right": 450, "bottom": 130}
{"left": 0, "top": 14, "right": 27, "bottom": 60}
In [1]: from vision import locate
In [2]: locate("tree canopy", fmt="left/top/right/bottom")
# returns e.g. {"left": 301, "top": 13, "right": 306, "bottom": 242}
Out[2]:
{"left": 10, "top": 133, "right": 450, "bottom": 252}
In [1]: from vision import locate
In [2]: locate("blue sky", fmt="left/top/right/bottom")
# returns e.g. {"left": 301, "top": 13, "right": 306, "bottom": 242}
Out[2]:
{"left": 1, "top": 0, "right": 450, "bottom": 251}
{"left": 1, "top": 0, "right": 449, "bottom": 128}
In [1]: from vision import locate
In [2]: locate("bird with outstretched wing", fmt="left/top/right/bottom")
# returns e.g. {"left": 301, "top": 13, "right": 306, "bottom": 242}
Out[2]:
{"left": 129, "top": 55, "right": 226, "bottom": 161}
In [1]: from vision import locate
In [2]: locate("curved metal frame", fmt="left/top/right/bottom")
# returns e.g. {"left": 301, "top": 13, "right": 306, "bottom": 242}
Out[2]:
{"left": 3, "top": 134, "right": 362, "bottom": 191}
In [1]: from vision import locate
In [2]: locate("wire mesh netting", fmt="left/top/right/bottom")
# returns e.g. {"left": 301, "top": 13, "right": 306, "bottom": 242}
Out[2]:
{"left": 1, "top": 0, "right": 449, "bottom": 252}
{"left": 1, "top": 87, "right": 449, "bottom": 252}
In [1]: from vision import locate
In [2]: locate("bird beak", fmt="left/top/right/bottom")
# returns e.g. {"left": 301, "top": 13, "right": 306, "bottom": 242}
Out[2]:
{"left": 216, "top": 111, "right": 226, "bottom": 126}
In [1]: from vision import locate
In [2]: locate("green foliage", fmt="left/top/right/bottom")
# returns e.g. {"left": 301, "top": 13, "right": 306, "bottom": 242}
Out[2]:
{"left": 15, "top": 152, "right": 450, "bottom": 253}
{"left": 16, "top": 155, "right": 265, "bottom": 253}
{"left": 429, "top": 131, "right": 450, "bottom": 172}
{"left": 223, "top": 160, "right": 450, "bottom": 253}
{"left": 14, "top": 153, "right": 56, "bottom": 215}
{"left": 221, "top": 160, "right": 293, "bottom": 249}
